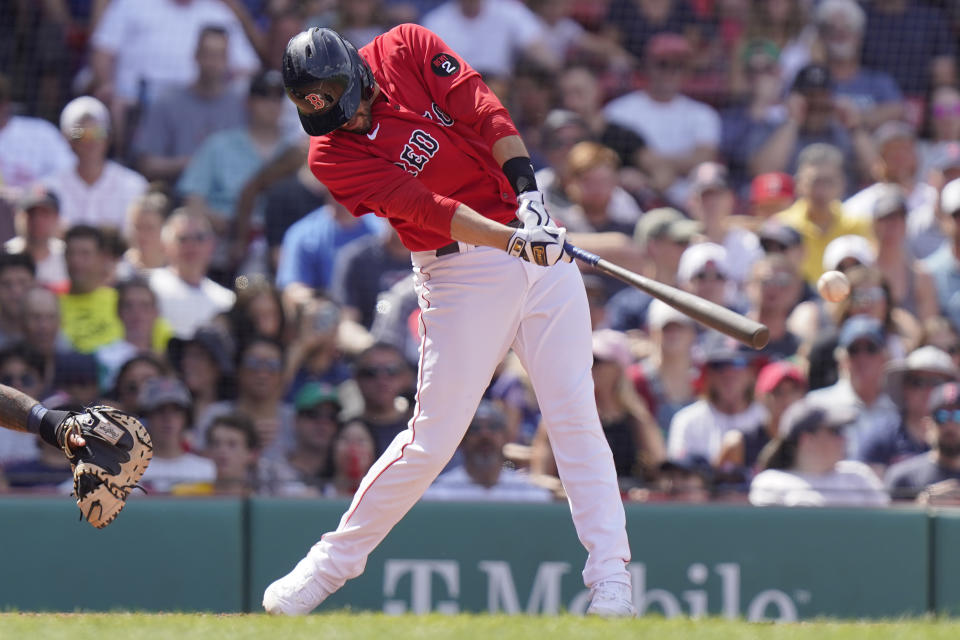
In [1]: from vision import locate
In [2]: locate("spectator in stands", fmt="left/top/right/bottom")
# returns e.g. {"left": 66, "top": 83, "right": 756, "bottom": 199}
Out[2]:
{"left": 756, "top": 220, "right": 806, "bottom": 285}
{"left": 50, "top": 351, "right": 102, "bottom": 408}
{"left": 605, "top": 208, "right": 697, "bottom": 332}
{"left": 815, "top": 0, "right": 904, "bottom": 131}
{"left": 534, "top": 110, "right": 591, "bottom": 216}
{"left": 369, "top": 277, "right": 421, "bottom": 365}
{"left": 0, "top": 253, "right": 35, "bottom": 348}
{"left": 421, "top": 0, "right": 555, "bottom": 80}
{"left": 44, "top": 96, "right": 147, "bottom": 231}
{"left": 529, "top": 0, "right": 635, "bottom": 69}
{"left": 5, "top": 186, "right": 67, "bottom": 289}
{"left": 333, "top": 0, "right": 391, "bottom": 48}
{"left": 604, "top": 33, "right": 720, "bottom": 204}
{"left": 424, "top": 400, "right": 552, "bottom": 502}
{"left": 717, "top": 360, "right": 807, "bottom": 474}
{"left": 677, "top": 242, "right": 732, "bottom": 310}
{"left": 331, "top": 229, "right": 412, "bottom": 329}
{"left": 205, "top": 413, "right": 259, "bottom": 495}
{"left": 276, "top": 201, "right": 383, "bottom": 306}
{"left": 0, "top": 343, "right": 48, "bottom": 465}
{"left": 748, "top": 65, "right": 874, "bottom": 193}
{"left": 667, "top": 335, "right": 766, "bottom": 465}
{"left": 736, "top": 0, "right": 813, "bottom": 91}
{"left": 601, "top": 0, "right": 704, "bottom": 62}
{"left": 860, "top": 0, "right": 956, "bottom": 99}
{"left": 843, "top": 265, "right": 922, "bottom": 359}
{"left": 178, "top": 69, "right": 293, "bottom": 282}
{"left": 167, "top": 325, "right": 235, "bottom": 428}
{"left": 918, "top": 87, "right": 960, "bottom": 181}
{"left": 687, "top": 162, "right": 763, "bottom": 286}
{"left": 350, "top": 342, "right": 416, "bottom": 456}
{"left": 198, "top": 336, "right": 294, "bottom": 461}
{"left": 0, "top": 73, "right": 73, "bottom": 189}
{"left": 847, "top": 122, "right": 935, "bottom": 218}
{"left": 629, "top": 299, "right": 698, "bottom": 433}
{"left": 889, "top": 380, "right": 960, "bottom": 505}
{"left": 138, "top": 376, "right": 216, "bottom": 493}
{"left": 591, "top": 329, "right": 665, "bottom": 479}
{"left": 110, "top": 352, "right": 166, "bottom": 414}
{"left": 21, "top": 286, "right": 69, "bottom": 390}
{"left": 1, "top": 438, "right": 72, "bottom": 490}
{"left": 866, "top": 187, "right": 938, "bottom": 323}
{"left": 260, "top": 152, "right": 328, "bottom": 274}
{"left": 130, "top": 25, "right": 250, "bottom": 183}
{"left": 150, "top": 210, "right": 236, "bottom": 339}
{"left": 773, "top": 143, "right": 871, "bottom": 285}
{"left": 283, "top": 296, "right": 353, "bottom": 398}
{"left": 229, "top": 278, "right": 286, "bottom": 348}
{"left": 821, "top": 234, "right": 876, "bottom": 275}
{"left": 926, "top": 179, "right": 960, "bottom": 333}
{"left": 96, "top": 277, "right": 175, "bottom": 391}
{"left": 806, "top": 315, "right": 900, "bottom": 460}
{"left": 324, "top": 419, "right": 377, "bottom": 498}
{"left": 556, "top": 142, "right": 642, "bottom": 235}
{"left": 922, "top": 316, "right": 960, "bottom": 372}
{"left": 118, "top": 192, "right": 170, "bottom": 278}
{"left": 744, "top": 254, "right": 803, "bottom": 361}
{"left": 59, "top": 225, "right": 123, "bottom": 354}
{"left": 93, "top": 2, "right": 258, "bottom": 150}
{"left": 750, "top": 173, "right": 796, "bottom": 219}
{"left": 749, "top": 399, "right": 889, "bottom": 507}
{"left": 862, "top": 346, "right": 956, "bottom": 472}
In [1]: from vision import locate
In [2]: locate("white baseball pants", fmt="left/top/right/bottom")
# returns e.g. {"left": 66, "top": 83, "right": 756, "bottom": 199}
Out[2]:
{"left": 303, "top": 244, "right": 631, "bottom": 591}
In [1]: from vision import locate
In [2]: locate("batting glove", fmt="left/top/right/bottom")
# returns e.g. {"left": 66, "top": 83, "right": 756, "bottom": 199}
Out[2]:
{"left": 516, "top": 190, "right": 552, "bottom": 228}
{"left": 507, "top": 224, "right": 573, "bottom": 266}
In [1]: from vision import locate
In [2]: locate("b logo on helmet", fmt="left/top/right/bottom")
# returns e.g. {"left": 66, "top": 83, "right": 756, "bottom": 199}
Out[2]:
{"left": 305, "top": 94, "right": 326, "bottom": 110}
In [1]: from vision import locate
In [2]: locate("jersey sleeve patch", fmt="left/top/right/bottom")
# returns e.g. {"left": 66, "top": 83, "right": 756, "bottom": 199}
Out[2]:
{"left": 430, "top": 52, "right": 460, "bottom": 77}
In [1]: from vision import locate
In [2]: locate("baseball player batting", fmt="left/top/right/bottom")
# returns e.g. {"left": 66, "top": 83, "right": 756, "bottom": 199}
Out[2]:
{"left": 263, "top": 24, "right": 635, "bottom": 617}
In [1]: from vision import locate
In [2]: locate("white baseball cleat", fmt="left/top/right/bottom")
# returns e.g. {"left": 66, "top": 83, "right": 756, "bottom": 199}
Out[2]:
{"left": 262, "top": 557, "right": 331, "bottom": 615}
{"left": 586, "top": 580, "right": 637, "bottom": 618}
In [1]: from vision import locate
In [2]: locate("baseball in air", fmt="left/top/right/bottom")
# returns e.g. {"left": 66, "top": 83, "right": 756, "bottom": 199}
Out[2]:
{"left": 817, "top": 270, "right": 850, "bottom": 303}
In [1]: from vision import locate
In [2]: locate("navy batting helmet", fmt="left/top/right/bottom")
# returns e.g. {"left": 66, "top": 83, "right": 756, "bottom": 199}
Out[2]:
{"left": 281, "top": 28, "right": 375, "bottom": 136}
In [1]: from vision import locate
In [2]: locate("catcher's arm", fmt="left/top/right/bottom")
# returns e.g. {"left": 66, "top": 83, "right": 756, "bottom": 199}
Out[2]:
{"left": 0, "top": 384, "right": 84, "bottom": 450}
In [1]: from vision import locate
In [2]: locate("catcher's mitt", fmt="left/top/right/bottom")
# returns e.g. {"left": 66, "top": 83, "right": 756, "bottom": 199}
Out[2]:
{"left": 57, "top": 405, "right": 153, "bottom": 528}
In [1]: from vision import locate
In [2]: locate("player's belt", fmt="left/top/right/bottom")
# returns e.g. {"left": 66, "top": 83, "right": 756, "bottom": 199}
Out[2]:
{"left": 435, "top": 219, "right": 521, "bottom": 257}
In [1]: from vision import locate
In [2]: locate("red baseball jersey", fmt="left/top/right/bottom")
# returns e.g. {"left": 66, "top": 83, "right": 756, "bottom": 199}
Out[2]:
{"left": 307, "top": 23, "right": 520, "bottom": 252}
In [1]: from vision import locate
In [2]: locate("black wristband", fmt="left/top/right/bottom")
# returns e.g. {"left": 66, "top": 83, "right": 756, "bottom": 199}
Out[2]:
{"left": 27, "top": 405, "right": 71, "bottom": 448}
{"left": 502, "top": 157, "right": 538, "bottom": 196}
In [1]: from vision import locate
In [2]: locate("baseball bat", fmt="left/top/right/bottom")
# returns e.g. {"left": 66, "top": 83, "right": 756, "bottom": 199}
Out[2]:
{"left": 565, "top": 243, "right": 770, "bottom": 350}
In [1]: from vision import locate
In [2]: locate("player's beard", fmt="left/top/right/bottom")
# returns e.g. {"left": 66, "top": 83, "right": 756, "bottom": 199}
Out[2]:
{"left": 341, "top": 101, "right": 373, "bottom": 135}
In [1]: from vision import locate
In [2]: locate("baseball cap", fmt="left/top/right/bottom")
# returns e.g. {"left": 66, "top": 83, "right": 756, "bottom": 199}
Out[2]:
{"left": 647, "top": 33, "right": 692, "bottom": 60}
{"left": 294, "top": 382, "right": 341, "bottom": 412}
{"left": 792, "top": 64, "right": 833, "bottom": 93}
{"left": 167, "top": 326, "right": 235, "bottom": 375}
{"left": 872, "top": 185, "right": 908, "bottom": 220}
{"left": 701, "top": 333, "right": 753, "bottom": 366}
{"left": 873, "top": 121, "right": 915, "bottom": 150}
{"left": 668, "top": 219, "right": 702, "bottom": 244}
{"left": 757, "top": 220, "right": 802, "bottom": 250}
{"left": 250, "top": 69, "right": 286, "bottom": 97}
{"left": 929, "top": 381, "right": 960, "bottom": 413}
{"left": 778, "top": 398, "right": 857, "bottom": 440}
{"left": 885, "top": 346, "right": 957, "bottom": 406}
{"left": 592, "top": 329, "right": 633, "bottom": 369}
{"left": 634, "top": 207, "right": 685, "bottom": 246}
{"left": 838, "top": 315, "right": 885, "bottom": 349}
{"left": 690, "top": 162, "right": 730, "bottom": 194}
{"left": 941, "top": 178, "right": 960, "bottom": 216}
{"left": 59, "top": 95, "right": 110, "bottom": 136}
{"left": 647, "top": 299, "right": 695, "bottom": 331}
{"left": 750, "top": 172, "right": 795, "bottom": 205}
{"left": 755, "top": 360, "right": 807, "bottom": 396}
{"left": 677, "top": 242, "right": 729, "bottom": 286}
{"left": 822, "top": 234, "right": 876, "bottom": 272}
{"left": 18, "top": 184, "right": 60, "bottom": 212}
{"left": 138, "top": 376, "right": 192, "bottom": 413}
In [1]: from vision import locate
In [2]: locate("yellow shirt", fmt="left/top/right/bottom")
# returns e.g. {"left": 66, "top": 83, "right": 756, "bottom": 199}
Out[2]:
{"left": 775, "top": 199, "right": 873, "bottom": 285}
{"left": 59, "top": 287, "right": 124, "bottom": 353}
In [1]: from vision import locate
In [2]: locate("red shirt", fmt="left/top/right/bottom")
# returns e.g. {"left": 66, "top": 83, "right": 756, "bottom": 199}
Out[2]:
{"left": 308, "top": 24, "right": 519, "bottom": 252}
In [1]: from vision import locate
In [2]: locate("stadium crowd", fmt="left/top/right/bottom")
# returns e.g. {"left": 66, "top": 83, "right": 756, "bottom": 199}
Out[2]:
{"left": 1, "top": 0, "right": 960, "bottom": 507}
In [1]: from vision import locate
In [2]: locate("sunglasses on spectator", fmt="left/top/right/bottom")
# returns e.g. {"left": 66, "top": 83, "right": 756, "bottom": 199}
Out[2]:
{"left": 851, "top": 286, "right": 885, "bottom": 306}
{"left": 357, "top": 364, "right": 404, "bottom": 379}
{"left": 760, "top": 239, "right": 788, "bottom": 253}
{"left": 906, "top": 375, "right": 944, "bottom": 389}
{"left": 693, "top": 271, "right": 726, "bottom": 282}
{"left": 933, "top": 409, "right": 960, "bottom": 425}
{"left": 0, "top": 373, "right": 37, "bottom": 388}
{"left": 297, "top": 407, "right": 339, "bottom": 421}
{"left": 176, "top": 232, "right": 210, "bottom": 244}
{"left": 69, "top": 126, "right": 107, "bottom": 141}
{"left": 242, "top": 356, "right": 282, "bottom": 373}
{"left": 933, "top": 104, "right": 960, "bottom": 118}
{"left": 846, "top": 341, "right": 882, "bottom": 356}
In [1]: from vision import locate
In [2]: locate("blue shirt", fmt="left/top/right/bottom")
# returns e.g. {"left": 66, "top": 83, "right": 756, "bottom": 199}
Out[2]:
{"left": 834, "top": 69, "right": 902, "bottom": 113}
{"left": 276, "top": 205, "right": 384, "bottom": 291}
{"left": 924, "top": 242, "right": 960, "bottom": 333}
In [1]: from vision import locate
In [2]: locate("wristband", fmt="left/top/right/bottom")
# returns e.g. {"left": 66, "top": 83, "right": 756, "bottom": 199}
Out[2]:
{"left": 502, "top": 157, "right": 538, "bottom": 196}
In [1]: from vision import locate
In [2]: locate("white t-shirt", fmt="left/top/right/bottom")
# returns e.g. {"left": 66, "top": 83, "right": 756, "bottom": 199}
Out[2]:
{"left": 92, "top": 0, "right": 260, "bottom": 101}
{"left": 44, "top": 160, "right": 148, "bottom": 231}
{"left": 148, "top": 267, "right": 236, "bottom": 338}
{"left": 3, "top": 236, "right": 68, "bottom": 287}
{"left": 603, "top": 91, "right": 721, "bottom": 157}
{"left": 667, "top": 399, "right": 768, "bottom": 462}
{"left": 723, "top": 227, "right": 764, "bottom": 285}
{"left": 422, "top": 465, "right": 553, "bottom": 502}
{"left": 749, "top": 461, "right": 890, "bottom": 507}
{"left": 0, "top": 116, "right": 74, "bottom": 187}
{"left": 422, "top": 0, "right": 545, "bottom": 77}
{"left": 141, "top": 452, "right": 216, "bottom": 493}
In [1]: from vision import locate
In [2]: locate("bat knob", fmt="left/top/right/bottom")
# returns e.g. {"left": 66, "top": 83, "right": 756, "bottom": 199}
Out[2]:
{"left": 751, "top": 325, "right": 770, "bottom": 350}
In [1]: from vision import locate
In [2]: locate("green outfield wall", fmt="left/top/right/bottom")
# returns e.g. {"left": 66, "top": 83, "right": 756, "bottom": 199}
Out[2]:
{"left": 0, "top": 497, "right": 955, "bottom": 618}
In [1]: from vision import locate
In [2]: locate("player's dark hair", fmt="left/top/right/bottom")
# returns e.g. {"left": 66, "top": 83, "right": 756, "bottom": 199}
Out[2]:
{"left": 0, "top": 251, "right": 36, "bottom": 278}
{"left": 208, "top": 412, "right": 260, "bottom": 451}
{"left": 0, "top": 341, "right": 46, "bottom": 376}
{"left": 65, "top": 224, "right": 107, "bottom": 252}
{"left": 115, "top": 276, "right": 157, "bottom": 313}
